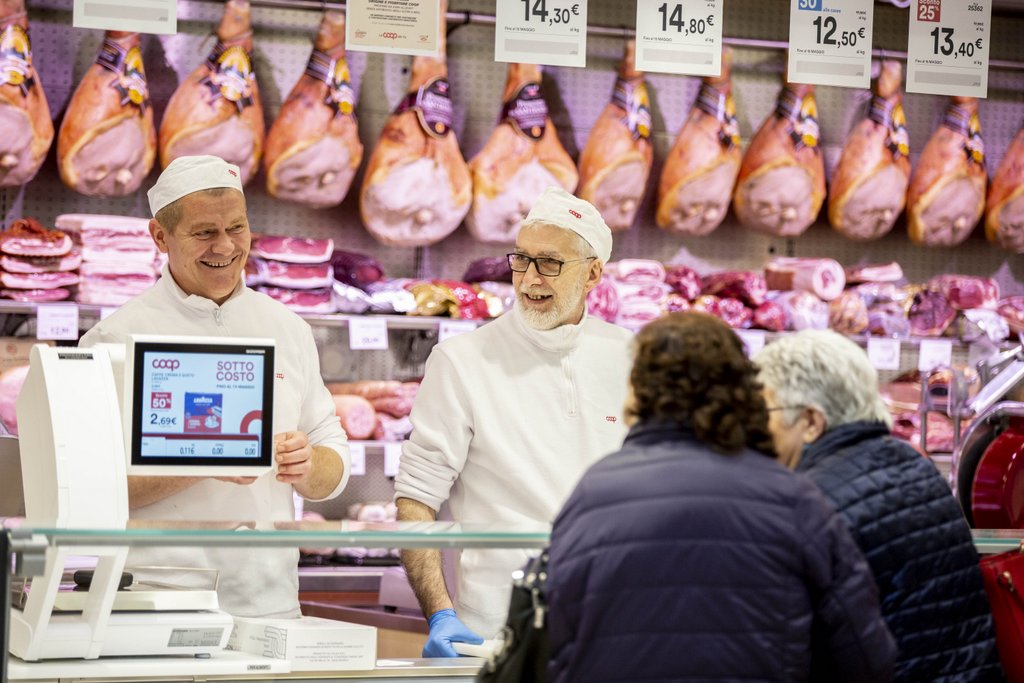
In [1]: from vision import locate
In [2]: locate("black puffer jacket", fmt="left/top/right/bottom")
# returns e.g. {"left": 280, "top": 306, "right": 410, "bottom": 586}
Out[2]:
{"left": 546, "top": 421, "right": 897, "bottom": 683}
{"left": 797, "top": 421, "right": 1003, "bottom": 683}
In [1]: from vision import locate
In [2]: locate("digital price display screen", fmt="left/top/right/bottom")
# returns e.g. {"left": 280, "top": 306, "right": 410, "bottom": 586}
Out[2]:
{"left": 129, "top": 340, "right": 274, "bottom": 470}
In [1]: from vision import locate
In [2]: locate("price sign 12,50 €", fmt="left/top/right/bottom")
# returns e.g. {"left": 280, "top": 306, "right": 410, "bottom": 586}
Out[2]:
{"left": 787, "top": 0, "right": 873, "bottom": 89}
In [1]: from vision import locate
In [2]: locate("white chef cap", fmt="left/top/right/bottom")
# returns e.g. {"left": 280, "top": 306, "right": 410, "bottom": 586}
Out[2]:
{"left": 147, "top": 155, "right": 244, "bottom": 217}
{"left": 520, "top": 186, "right": 612, "bottom": 263}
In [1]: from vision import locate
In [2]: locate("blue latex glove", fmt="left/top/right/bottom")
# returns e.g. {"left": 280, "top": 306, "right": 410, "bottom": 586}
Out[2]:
{"left": 423, "top": 608, "right": 483, "bottom": 658}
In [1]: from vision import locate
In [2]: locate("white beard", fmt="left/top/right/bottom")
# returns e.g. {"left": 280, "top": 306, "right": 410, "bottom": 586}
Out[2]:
{"left": 518, "top": 273, "right": 587, "bottom": 330}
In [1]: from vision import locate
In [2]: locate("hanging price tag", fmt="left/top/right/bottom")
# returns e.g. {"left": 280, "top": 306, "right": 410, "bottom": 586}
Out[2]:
{"left": 787, "top": 0, "right": 873, "bottom": 88}
{"left": 349, "top": 442, "right": 366, "bottom": 477}
{"left": 495, "top": 0, "right": 588, "bottom": 68}
{"left": 867, "top": 337, "right": 901, "bottom": 371}
{"left": 917, "top": 338, "right": 953, "bottom": 372}
{"left": 736, "top": 330, "right": 766, "bottom": 358}
{"left": 345, "top": 0, "right": 441, "bottom": 57}
{"left": 348, "top": 318, "right": 389, "bottom": 351}
{"left": 438, "top": 320, "right": 477, "bottom": 342}
{"left": 634, "top": 0, "right": 723, "bottom": 76}
{"left": 906, "top": 0, "right": 991, "bottom": 97}
{"left": 383, "top": 443, "right": 402, "bottom": 477}
{"left": 37, "top": 304, "right": 80, "bottom": 341}
{"left": 73, "top": 0, "right": 177, "bottom": 35}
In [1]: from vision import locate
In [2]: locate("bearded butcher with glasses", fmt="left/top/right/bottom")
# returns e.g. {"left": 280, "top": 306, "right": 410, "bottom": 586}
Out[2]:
{"left": 395, "top": 186, "right": 633, "bottom": 657}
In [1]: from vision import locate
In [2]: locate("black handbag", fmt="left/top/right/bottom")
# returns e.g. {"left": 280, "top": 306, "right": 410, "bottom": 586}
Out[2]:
{"left": 476, "top": 549, "right": 550, "bottom": 683}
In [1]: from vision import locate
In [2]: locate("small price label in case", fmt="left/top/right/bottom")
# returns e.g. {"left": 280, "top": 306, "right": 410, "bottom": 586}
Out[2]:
{"left": 788, "top": 0, "right": 873, "bottom": 89}
{"left": 867, "top": 337, "right": 901, "bottom": 371}
{"left": 495, "top": 0, "right": 588, "bottom": 68}
{"left": 438, "top": 320, "right": 477, "bottom": 342}
{"left": 906, "top": 0, "right": 991, "bottom": 97}
{"left": 37, "top": 304, "right": 80, "bottom": 341}
{"left": 917, "top": 338, "right": 953, "bottom": 372}
{"left": 384, "top": 443, "right": 402, "bottom": 477}
{"left": 348, "top": 318, "right": 389, "bottom": 351}
{"left": 634, "top": 0, "right": 724, "bottom": 76}
{"left": 349, "top": 442, "right": 366, "bottom": 477}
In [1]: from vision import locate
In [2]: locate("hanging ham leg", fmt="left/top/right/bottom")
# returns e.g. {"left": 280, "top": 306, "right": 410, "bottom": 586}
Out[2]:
{"left": 0, "top": 0, "right": 52, "bottom": 187}
{"left": 158, "top": 0, "right": 264, "bottom": 184}
{"left": 263, "top": 11, "right": 362, "bottom": 209}
{"left": 907, "top": 96, "right": 986, "bottom": 247}
{"left": 465, "top": 63, "right": 578, "bottom": 244}
{"left": 359, "top": 0, "right": 470, "bottom": 247}
{"left": 828, "top": 60, "right": 911, "bottom": 240}
{"left": 733, "top": 75, "right": 825, "bottom": 237}
{"left": 985, "top": 121, "right": 1024, "bottom": 253}
{"left": 576, "top": 39, "right": 652, "bottom": 232}
{"left": 657, "top": 46, "right": 741, "bottom": 236}
{"left": 57, "top": 31, "right": 156, "bottom": 197}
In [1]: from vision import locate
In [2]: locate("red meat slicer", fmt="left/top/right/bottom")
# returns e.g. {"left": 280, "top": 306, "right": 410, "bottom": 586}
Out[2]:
{"left": 951, "top": 343, "right": 1024, "bottom": 529}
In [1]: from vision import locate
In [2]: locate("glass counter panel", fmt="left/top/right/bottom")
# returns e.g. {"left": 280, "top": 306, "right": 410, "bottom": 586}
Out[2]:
{"left": 9, "top": 520, "right": 551, "bottom": 550}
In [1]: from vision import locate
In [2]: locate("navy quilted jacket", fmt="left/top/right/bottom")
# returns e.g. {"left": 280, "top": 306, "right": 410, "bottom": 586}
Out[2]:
{"left": 546, "top": 421, "right": 897, "bottom": 683}
{"left": 797, "top": 421, "right": 1003, "bottom": 683}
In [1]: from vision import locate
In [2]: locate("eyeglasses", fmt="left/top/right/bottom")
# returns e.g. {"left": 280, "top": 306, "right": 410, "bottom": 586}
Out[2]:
{"left": 767, "top": 406, "right": 806, "bottom": 412}
{"left": 506, "top": 253, "right": 596, "bottom": 277}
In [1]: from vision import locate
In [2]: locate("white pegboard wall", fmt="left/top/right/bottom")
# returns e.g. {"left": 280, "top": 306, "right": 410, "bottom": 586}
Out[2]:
{"left": 2, "top": 0, "right": 1023, "bottom": 289}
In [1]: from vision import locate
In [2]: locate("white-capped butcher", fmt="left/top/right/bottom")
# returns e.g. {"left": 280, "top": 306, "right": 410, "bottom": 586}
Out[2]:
{"left": 79, "top": 154, "right": 349, "bottom": 619}
{"left": 394, "top": 186, "right": 634, "bottom": 656}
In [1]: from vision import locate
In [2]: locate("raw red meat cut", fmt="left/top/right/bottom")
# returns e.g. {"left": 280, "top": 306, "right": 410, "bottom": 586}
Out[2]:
{"left": 257, "top": 286, "right": 334, "bottom": 314}
{"left": 262, "top": 261, "right": 333, "bottom": 289}
{"left": 753, "top": 301, "right": 787, "bottom": 332}
{"left": 609, "top": 259, "right": 665, "bottom": 284}
{"left": 907, "top": 289, "right": 957, "bottom": 336}
{"left": 0, "top": 219, "right": 72, "bottom": 257}
{"left": 701, "top": 271, "right": 766, "bottom": 307}
{"left": 2, "top": 288, "right": 69, "bottom": 303}
{"left": 461, "top": 257, "right": 511, "bottom": 284}
{"left": 0, "top": 249, "right": 81, "bottom": 273}
{"left": 253, "top": 236, "right": 334, "bottom": 264}
{"left": 585, "top": 279, "right": 618, "bottom": 323}
{"left": 664, "top": 265, "right": 702, "bottom": 300}
{"left": 928, "top": 275, "right": 999, "bottom": 310}
{"left": 0, "top": 271, "right": 79, "bottom": 289}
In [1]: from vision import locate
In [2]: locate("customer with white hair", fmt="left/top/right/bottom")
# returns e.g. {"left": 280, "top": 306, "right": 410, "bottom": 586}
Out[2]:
{"left": 755, "top": 330, "right": 1003, "bottom": 683}
{"left": 394, "top": 186, "right": 634, "bottom": 656}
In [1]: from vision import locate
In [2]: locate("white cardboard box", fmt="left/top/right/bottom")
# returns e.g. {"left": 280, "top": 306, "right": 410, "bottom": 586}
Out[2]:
{"left": 228, "top": 616, "right": 376, "bottom": 672}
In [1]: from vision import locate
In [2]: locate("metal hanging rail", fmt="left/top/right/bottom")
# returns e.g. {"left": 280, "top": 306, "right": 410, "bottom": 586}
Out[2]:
{"left": 209, "top": 0, "right": 1024, "bottom": 72}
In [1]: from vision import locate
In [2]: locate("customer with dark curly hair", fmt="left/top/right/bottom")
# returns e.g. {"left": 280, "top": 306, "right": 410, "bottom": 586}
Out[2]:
{"left": 545, "top": 312, "right": 897, "bottom": 683}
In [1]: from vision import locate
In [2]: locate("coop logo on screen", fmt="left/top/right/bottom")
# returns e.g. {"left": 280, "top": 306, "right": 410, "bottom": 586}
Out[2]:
{"left": 152, "top": 358, "right": 180, "bottom": 371}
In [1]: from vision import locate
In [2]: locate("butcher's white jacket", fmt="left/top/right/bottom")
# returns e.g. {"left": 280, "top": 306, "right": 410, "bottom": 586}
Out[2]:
{"left": 394, "top": 304, "right": 632, "bottom": 636}
{"left": 80, "top": 266, "right": 349, "bottom": 619}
